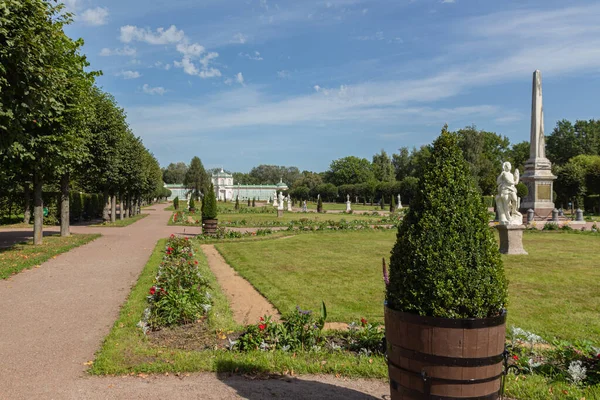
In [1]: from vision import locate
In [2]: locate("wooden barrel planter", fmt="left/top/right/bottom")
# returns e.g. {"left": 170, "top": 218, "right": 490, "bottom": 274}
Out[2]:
{"left": 385, "top": 306, "right": 506, "bottom": 400}
{"left": 202, "top": 218, "right": 218, "bottom": 235}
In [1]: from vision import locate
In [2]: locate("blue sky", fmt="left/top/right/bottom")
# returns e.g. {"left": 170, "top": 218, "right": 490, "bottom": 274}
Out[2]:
{"left": 63, "top": 0, "right": 600, "bottom": 173}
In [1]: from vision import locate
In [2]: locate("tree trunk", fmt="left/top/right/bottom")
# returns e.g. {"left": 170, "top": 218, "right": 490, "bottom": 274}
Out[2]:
{"left": 119, "top": 195, "right": 124, "bottom": 221}
{"left": 137, "top": 198, "right": 142, "bottom": 215}
{"left": 60, "top": 173, "right": 70, "bottom": 237}
{"left": 33, "top": 172, "right": 43, "bottom": 245}
{"left": 110, "top": 195, "right": 116, "bottom": 223}
{"left": 23, "top": 184, "right": 31, "bottom": 224}
{"left": 102, "top": 190, "right": 110, "bottom": 222}
{"left": 127, "top": 196, "right": 133, "bottom": 217}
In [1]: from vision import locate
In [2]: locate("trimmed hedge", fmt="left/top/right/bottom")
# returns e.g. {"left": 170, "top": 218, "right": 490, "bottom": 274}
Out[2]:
{"left": 386, "top": 128, "right": 508, "bottom": 319}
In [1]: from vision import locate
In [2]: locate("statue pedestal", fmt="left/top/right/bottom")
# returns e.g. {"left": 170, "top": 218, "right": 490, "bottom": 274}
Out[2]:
{"left": 277, "top": 210, "right": 283, "bottom": 218}
{"left": 496, "top": 224, "right": 527, "bottom": 255}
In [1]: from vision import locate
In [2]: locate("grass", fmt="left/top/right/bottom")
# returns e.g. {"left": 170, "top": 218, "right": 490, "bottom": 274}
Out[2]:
{"left": 91, "top": 238, "right": 385, "bottom": 378}
{"left": 0, "top": 233, "right": 100, "bottom": 279}
{"left": 90, "top": 213, "right": 148, "bottom": 227}
{"left": 215, "top": 230, "right": 600, "bottom": 344}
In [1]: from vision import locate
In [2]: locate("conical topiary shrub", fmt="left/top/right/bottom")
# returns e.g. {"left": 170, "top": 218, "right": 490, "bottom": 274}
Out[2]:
{"left": 202, "top": 184, "right": 218, "bottom": 220}
{"left": 384, "top": 127, "right": 508, "bottom": 399}
{"left": 387, "top": 127, "right": 507, "bottom": 318}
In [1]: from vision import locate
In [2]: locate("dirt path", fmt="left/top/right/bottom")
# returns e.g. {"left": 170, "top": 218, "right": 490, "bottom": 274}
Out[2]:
{"left": 201, "top": 244, "right": 281, "bottom": 325}
{"left": 0, "top": 204, "right": 388, "bottom": 399}
{"left": 201, "top": 244, "right": 349, "bottom": 331}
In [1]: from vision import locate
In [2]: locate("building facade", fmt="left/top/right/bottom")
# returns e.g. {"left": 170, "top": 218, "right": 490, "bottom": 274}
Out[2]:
{"left": 164, "top": 169, "right": 288, "bottom": 201}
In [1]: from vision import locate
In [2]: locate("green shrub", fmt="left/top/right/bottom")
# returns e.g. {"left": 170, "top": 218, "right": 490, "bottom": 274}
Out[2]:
{"left": 173, "top": 196, "right": 179, "bottom": 210}
{"left": 202, "top": 184, "right": 218, "bottom": 219}
{"left": 386, "top": 127, "right": 508, "bottom": 319}
{"left": 482, "top": 195, "right": 494, "bottom": 208}
{"left": 317, "top": 196, "right": 323, "bottom": 213}
{"left": 516, "top": 182, "right": 529, "bottom": 199}
{"left": 69, "top": 192, "right": 83, "bottom": 222}
{"left": 390, "top": 195, "right": 396, "bottom": 212}
{"left": 235, "top": 196, "right": 240, "bottom": 210}
{"left": 543, "top": 222, "right": 559, "bottom": 231}
{"left": 252, "top": 197, "right": 256, "bottom": 207}
{"left": 188, "top": 197, "right": 195, "bottom": 210}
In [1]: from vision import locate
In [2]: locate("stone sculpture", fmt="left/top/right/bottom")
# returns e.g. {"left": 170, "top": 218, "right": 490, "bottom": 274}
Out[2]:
{"left": 496, "top": 162, "right": 523, "bottom": 225}
{"left": 278, "top": 192, "right": 284, "bottom": 211}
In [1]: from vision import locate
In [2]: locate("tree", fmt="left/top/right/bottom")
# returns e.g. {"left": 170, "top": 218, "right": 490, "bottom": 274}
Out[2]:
{"left": 248, "top": 165, "right": 301, "bottom": 186}
{"left": 184, "top": 156, "right": 209, "bottom": 200}
{"left": 314, "top": 183, "right": 338, "bottom": 202}
{"left": 392, "top": 147, "right": 411, "bottom": 181}
{"left": 387, "top": 127, "right": 507, "bottom": 318}
{"left": 372, "top": 150, "right": 395, "bottom": 182}
{"left": 507, "top": 141, "right": 530, "bottom": 172}
{"left": 162, "top": 162, "right": 188, "bottom": 184}
{"left": 326, "top": 156, "right": 374, "bottom": 186}
{"left": 0, "top": 0, "right": 97, "bottom": 243}
{"left": 546, "top": 119, "right": 600, "bottom": 165}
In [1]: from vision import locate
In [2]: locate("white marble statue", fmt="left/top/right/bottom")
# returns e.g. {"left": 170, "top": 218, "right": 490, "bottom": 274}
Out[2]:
{"left": 496, "top": 162, "right": 523, "bottom": 225}
{"left": 302, "top": 200, "right": 307, "bottom": 212}
{"left": 287, "top": 195, "right": 292, "bottom": 211}
{"left": 397, "top": 194, "right": 402, "bottom": 210}
{"left": 346, "top": 194, "right": 351, "bottom": 212}
{"left": 272, "top": 190, "right": 278, "bottom": 207}
{"left": 278, "top": 192, "right": 284, "bottom": 211}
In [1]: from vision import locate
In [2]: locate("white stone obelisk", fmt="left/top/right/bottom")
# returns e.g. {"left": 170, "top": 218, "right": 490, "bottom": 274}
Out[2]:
{"left": 520, "top": 70, "right": 556, "bottom": 217}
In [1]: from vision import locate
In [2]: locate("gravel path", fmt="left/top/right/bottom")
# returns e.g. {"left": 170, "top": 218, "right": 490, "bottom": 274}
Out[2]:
{"left": 0, "top": 204, "right": 389, "bottom": 399}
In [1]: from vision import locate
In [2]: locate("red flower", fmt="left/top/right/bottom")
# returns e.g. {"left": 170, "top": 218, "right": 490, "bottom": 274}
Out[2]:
{"left": 512, "top": 355, "right": 519, "bottom": 361}
{"left": 194, "top": 260, "right": 198, "bottom": 265}
{"left": 170, "top": 234, "right": 175, "bottom": 238}
{"left": 188, "top": 252, "right": 193, "bottom": 257}
{"left": 360, "top": 318, "right": 368, "bottom": 326}
{"left": 260, "top": 317, "right": 264, "bottom": 321}
{"left": 149, "top": 287, "right": 156, "bottom": 295}
{"left": 160, "top": 288, "right": 167, "bottom": 295}
{"left": 259, "top": 324, "right": 266, "bottom": 331}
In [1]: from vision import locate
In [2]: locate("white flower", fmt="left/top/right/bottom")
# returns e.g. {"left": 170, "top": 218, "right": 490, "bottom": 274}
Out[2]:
{"left": 567, "top": 360, "right": 587, "bottom": 384}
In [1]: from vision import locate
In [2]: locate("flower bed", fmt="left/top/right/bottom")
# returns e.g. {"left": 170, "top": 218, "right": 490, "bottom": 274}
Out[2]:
{"left": 137, "top": 235, "right": 212, "bottom": 332}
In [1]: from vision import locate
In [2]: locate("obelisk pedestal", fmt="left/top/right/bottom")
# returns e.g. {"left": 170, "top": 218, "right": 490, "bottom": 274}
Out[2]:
{"left": 496, "top": 224, "right": 528, "bottom": 255}
{"left": 520, "top": 70, "right": 556, "bottom": 219}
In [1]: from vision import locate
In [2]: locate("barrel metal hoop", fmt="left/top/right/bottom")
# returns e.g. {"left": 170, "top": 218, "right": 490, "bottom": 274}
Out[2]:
{"left": 391, "top": 382, "right": 501, "bottom": 400}
{"left": 388, "top": 308, "right": 507, "bottom": 329}
{"left": 388, "top": 358, "right": 504, "bottom": 385}
{"left": 389, "top": 343, "right": 504, "bottom": 367}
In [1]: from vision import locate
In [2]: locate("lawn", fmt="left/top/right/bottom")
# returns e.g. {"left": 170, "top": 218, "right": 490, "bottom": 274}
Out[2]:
{"left": 91, "top": 238, "right": 386, "bottom": 378}
{"left": 0, "top": 233, "right": 100, "bottom": 279}
{"left": 215, "top": 230, "right": 600, "bottom": 344}
{"left": 90, "top": 213, "right": 148, "bottom": 227}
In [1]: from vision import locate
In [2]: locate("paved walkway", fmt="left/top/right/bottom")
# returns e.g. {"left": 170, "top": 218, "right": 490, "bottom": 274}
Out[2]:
{"left": 0, "top": 204, "right": 389, "bottom": 399}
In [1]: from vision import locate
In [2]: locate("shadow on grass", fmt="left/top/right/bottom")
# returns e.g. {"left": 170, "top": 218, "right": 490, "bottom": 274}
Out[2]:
{"left": 0, "top": 230, "right": 60, "bottom": 251}
{"left": 215, "top": 360, "right": 385, "bottom": 400}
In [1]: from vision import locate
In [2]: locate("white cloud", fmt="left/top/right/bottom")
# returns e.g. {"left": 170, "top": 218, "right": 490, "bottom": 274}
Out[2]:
{"left": 154, "top": 61, "right": 172, "bottom": 70}
{"left": 176, "top": 43, "right": 205, "bottom": 58}
{"left": 313, "top": 85, "right": 321, "bottom": 92}
{"left": 232, "top": 33, "right": 247, "bottom": 44}
{"left": 117, "top": 70, "right": 141, "bottom": 79}
{"left": 235, "top": 72, "right": 245, "bottom": 85}
{"left": 224, "top": 78, "right": 233, "bottom": 85}
{"left": 239, "top": 51, "right": 263, "bottom": 61}
{"left": 277, "top": 70, "right": 290, "bottom": 78}
{"left": 99, "top": 46, "right": 136, "bottom": 57}
{"left": 142, "top": 84, "right": 167, "bottom": 95}
{"left": 174, "top": 57, "right": 199, "bottom": 76}
{"left": 199, "top": 68, "right": 222, "bottom": 78}
{"left": 357, "top": 31, "right": 385, "bottom": 41}
{"left": 120, "top": 25, "right": 185, "bottom": 45}
{"left": 80, "top": 7, "right": 109, "bottom": 26}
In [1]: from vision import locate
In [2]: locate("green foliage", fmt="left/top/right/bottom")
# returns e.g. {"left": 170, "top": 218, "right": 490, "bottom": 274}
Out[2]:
{"left": 390, "top": 195, "right": 396, "bottom": 212}
{"left": 173, "top": 196, "right": 179, "bottom": 210}
{"left": 314, "top": 183, "right": 338, "bottom": 202}
{"left": 202, "top": 184, "right": 218, "bottom": 219}
{"left": 387, "top": 127, "right": 508, "bottom": 318}
{"left": 372, "top": 150, "right": 395, "bottom": 182}
{"left": 162, "top": 162, "right": 188, "bottom": 184}
{"left": 69, "top": 192, "right": 83, "bottom": 222}
{"left": 184, "top": 156, "right": 209, "bottom": 200}
{"left": 326, "top": 156, "right": 375, "bottom": 186}
{"left": 188, "top": 197, "right": 195, "bottom": 210}
{"left": 145, "top": 236, "right": 211, "bottom": 329}
{"left": 344, "top": 318, "right": 385, "bottom": 355}
{"left": 235, "top": 303, "right": 327, "bottom": 352}
{"left": 235, "top": 196, "right": 240, "bottom": 210}
{"left": 516, "top": 182, "right": 529, "bottom": 199}
{"left": 252, "top": 197, "right": 256, "bottom": 207}
{"left": 317, "top": 196, "right": 323, "bottom": 213}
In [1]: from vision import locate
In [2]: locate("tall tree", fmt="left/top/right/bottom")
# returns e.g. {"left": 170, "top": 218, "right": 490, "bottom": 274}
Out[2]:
{"left": 372, "top": 150, "right": 395, "bottom": 182}
{"left": 326, "top": 156, "right": 374, "bottom": 186}
{"left": 184, "top": 156, "right": 209, "bottom": 200}
{"left": 162, "top": 162, "right": 188, "bottom": 184}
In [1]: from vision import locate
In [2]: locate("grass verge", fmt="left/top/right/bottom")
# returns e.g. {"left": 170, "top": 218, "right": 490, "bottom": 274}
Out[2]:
{"left": 90, "top": 238, "right": 386, "bottom": 378}
{"left": 0, "top": 233, "right": 100, "bottom": 279}
{"left": 91, "top": 213, "right": 148, "bottom": 227}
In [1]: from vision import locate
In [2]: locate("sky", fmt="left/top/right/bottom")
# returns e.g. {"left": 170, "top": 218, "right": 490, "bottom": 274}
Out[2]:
{"left": 63, "top": 0, "right": 600, "bottom": 173}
